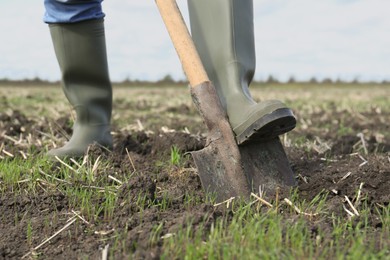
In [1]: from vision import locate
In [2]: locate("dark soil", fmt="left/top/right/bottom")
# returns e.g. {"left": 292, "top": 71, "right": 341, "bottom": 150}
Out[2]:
{"left": 0, "top": 106, "right": 389, "bottom": 259}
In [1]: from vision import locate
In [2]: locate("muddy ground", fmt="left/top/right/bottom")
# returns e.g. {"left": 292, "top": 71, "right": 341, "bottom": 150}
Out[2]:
{"left": 0, "top": 85, "right": 389, "bottom": 259}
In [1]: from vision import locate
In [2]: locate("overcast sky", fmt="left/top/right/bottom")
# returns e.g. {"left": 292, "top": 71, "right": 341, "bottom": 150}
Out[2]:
{"left": 1, "top": 0, "right": 389, "bottom": 82}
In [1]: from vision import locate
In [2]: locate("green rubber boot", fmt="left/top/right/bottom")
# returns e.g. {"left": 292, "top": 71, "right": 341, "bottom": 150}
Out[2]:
{"left": 188, "top": 0, "right": 296, "bottom": 145}
{"left": 47, "top": 19, "right": 113, "bottom": 158}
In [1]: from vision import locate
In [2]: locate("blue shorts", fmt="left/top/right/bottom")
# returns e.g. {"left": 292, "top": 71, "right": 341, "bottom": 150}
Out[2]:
{"left": 43, "top": 0, "right": 105, "bottom": 23}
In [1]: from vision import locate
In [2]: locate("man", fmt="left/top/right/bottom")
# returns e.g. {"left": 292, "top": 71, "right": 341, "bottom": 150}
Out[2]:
{"left": 44, "top": 0, "right": 296, "bottom": 159}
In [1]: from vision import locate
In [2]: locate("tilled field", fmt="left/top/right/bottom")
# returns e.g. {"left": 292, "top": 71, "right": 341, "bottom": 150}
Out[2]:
{"left": 0, "top": 84, "right": 389, "bottom": 259}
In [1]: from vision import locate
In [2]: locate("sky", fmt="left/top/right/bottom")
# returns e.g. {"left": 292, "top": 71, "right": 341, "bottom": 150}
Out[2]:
{"left": 0, "top": 0, "right": 389, "bottom": 83}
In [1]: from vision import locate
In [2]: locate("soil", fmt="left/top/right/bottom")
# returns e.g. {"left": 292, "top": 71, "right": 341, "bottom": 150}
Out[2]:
{"left": 0, "top": 103, "right": 389, "bottom": 259}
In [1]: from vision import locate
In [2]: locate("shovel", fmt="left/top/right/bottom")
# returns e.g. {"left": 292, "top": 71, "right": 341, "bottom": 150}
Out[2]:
{"left": 156, "top": 0, "right": 296, "bottom": 202}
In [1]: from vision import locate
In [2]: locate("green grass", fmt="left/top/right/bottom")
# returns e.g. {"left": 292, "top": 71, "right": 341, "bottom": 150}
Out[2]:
{"left": 161, "top": 196, "right": 389, "bottom": 259}
{"left": 0, "top": 154, "right": 121, "bottom": 223}
{"left": 170, "top": 146, "right": 181, "bottom": 166}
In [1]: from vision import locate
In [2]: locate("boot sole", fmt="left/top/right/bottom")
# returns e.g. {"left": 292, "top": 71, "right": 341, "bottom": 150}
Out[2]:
{"left": 235, "top": 108, "right": 296, "bottom": 145}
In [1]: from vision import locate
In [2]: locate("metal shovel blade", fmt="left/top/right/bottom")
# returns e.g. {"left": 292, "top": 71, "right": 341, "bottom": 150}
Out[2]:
{"left": 240, "top": 138, "right": 296, "bottom": 195}
{"left": 190, "top": 82, "right": 251, "bottom": 201}
{"left": 190, "top": 82, "right": 296, "bottom": 202}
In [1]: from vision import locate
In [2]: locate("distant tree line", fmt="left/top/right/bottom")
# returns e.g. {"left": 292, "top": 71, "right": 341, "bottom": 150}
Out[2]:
{"left": 0, "top": 74, "right": 389, "bottom": 86}
{"left": 257, "top": 75, "right": 390, "bottom": 85}
{"left": 0, "top": 77, "right": 56, "bottom": 86}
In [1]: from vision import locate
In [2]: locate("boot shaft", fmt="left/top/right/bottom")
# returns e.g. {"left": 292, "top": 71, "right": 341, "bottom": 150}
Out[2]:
{"left": 188, "top": 0, "right": 296, "bottom": 143}
{"left": 188, "top": 0, "right": 256, "bottom": 101}
{"left": 49, "top": 19, "right": 112, "bottom": 125}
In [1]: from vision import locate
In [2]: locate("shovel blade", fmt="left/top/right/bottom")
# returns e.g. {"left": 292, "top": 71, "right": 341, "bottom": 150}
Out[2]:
{"left": 190, "top": 82, "right": 295, "bottom": 202}
{"left": 241, "top": 137, "right": 296, "bottom": 195}
{"left": 192, "top": 137, "right": 295, "bottom": 202}
{"left": 192, "top": 143, "right": 250, "bottom": 202}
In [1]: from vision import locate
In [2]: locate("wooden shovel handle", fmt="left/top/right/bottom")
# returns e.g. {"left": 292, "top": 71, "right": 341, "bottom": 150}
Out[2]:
{"left": 155, "top": 0, "right": 209, "bottom": 87}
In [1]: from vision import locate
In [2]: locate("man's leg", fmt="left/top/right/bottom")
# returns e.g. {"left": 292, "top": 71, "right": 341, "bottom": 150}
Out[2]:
{"left": 188, "top": 0, "right": 296, "bottom": 145}
{"left": 44, "top": 0, "right": 112, "bottom": 158}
